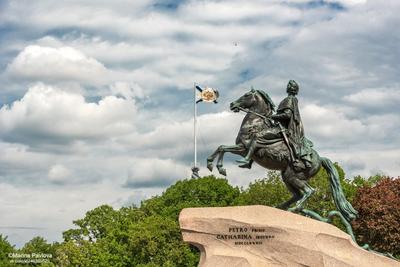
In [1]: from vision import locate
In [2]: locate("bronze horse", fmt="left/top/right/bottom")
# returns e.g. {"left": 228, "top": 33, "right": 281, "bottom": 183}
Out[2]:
{"left": 206, "top": 88, "right": 357, "bottom": 222}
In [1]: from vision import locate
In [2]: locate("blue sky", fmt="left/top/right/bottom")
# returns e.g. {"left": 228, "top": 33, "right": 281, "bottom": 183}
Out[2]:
{"left": 0, "top": 0, "right": 399, "bottom": 247}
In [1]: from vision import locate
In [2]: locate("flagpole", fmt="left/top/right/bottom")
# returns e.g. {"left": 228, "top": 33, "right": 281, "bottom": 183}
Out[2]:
{"left": 192, "top": 82, "right": 199, "bottom": 178}
{"left": 194, "top": 82, "right": 197, "bottom": 167}
{"left": 191, "top": 83, "right": 219, "bottom": 178}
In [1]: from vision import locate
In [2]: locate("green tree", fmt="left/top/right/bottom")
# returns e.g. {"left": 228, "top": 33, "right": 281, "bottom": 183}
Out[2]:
{"left": 19, "top": 237, "right": 56, "bottom": 267}
{"left": 63, "top": 205, "right": 145, "bottom": 242}
{"left": 55, "top": 176, "right": 240, "bottom": 266}
{"left": 55, "top": 240, "right": 95, "bottom": 267}
{"left": 238, "top": 171, "right": 290, "bottom": 206}
{"left": 59, "top": 205, "right": 146, "bottom": 266}
{"left": 141, "top": 175, "right": 240, "bottom": 219}
{"left": 21, "top": 237, "right": 54, "bottom": 255}
{"left": 127, "top": 215, "right": 197, "bottom": 267}
{"left": 0, "top": 234, "right": 16, "bottom": 267}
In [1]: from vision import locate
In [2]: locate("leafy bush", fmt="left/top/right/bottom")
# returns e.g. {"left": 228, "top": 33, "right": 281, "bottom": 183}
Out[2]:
{"left": 352, "top": 177, "right": 400, "bottom": 257}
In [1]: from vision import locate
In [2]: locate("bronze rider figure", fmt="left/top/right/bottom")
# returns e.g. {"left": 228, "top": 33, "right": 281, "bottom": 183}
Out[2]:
{"left": 236, "top": 80, "right": 313, "bottom": 170}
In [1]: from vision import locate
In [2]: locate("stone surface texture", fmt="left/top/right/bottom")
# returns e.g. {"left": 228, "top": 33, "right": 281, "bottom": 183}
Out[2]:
{"left": 179, "top": 205, "right": 399, "bottom": 267}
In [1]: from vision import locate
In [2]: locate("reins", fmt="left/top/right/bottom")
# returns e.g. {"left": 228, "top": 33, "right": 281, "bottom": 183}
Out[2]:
{"left": 237, "top": 107, "right": 272, "bottom": 124}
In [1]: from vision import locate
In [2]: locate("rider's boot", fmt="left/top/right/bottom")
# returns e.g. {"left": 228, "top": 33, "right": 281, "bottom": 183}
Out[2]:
{"left": 302, "top": 155, "right": 312, "bottom": 169}
{"left": 236, "top": 138, "right": 256, "bottom": 168}
{"left": 238, "top": 159, "right": 254, "bottom": 169}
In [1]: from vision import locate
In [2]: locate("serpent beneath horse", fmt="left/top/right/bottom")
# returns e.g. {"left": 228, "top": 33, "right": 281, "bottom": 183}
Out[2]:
{"left": 206, "top": 88, "right": 358, "bottom": 223}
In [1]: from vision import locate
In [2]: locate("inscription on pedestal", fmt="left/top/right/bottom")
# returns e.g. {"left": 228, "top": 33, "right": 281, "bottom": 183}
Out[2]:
{"left": 216, "top": 226, "right": 275, "bottom": 245}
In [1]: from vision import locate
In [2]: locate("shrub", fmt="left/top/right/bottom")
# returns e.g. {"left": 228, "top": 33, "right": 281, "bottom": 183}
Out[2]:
{"left": 352, "top": 177, "right": 400, "bottom": 257}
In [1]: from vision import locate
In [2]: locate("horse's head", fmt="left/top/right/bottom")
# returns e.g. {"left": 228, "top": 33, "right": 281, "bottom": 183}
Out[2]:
{"left": 230, "top": 88, "right": 275, "bottom": 116}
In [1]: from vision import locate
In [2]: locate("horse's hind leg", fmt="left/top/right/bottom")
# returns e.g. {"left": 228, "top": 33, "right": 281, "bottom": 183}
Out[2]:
{"left": 282, "top": 166, "right": 315, "bottom": 211}
{"left": 277, "top": 178, "right": 302, "bottom": 210}
{"left": 214, "top": 144, "right": 246, "bottom": 176}
{"left": 290, "top": 181, "right": 315, "bottom": 211}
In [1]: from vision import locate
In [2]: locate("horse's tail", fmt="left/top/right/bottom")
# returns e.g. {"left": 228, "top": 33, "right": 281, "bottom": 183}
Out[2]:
{"left": 321, "top": 157, "right": 358, "bottom": 222}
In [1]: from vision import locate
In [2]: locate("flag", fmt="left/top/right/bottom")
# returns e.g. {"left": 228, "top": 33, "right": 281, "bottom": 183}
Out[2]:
{"left": 196, "top": 85, "right": 219, "bottom": 104}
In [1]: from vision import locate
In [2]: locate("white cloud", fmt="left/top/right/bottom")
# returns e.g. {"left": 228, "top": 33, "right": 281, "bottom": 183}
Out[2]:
{"left": 6, "top": 45, "right": 109, "bottom": 85}
{"left": 179, "top": 1, "right": 301, "bottom": 24}
{"left": 0, "top": 142, "right": 52, "bottom": 177}
{"left": 125, "top": 158, "right": 190, "bottom": 188}
{"left": 321, "top": 147, "right": 400, "bottom": 178}
{"left": 0, "top": 0, "right": 305, "bottom": 94}
{"left": 0, "top": 83, "right": 137, "bottom": 144}
{"left": 110, "top": 81, "right": 146, "bottom": 100}
{"left": 119, "top": 111, "right": 243, "bottom": 159}
{"left": 325, "top": 0, "right": 366, "bottom": 6}
{"left": 48, "top": 164, "right": 72, "bottom": 184}
{"left": 302, "top": 104, "right": 367, "bottom": 143}
{"left": 302, "top": 103, "right": 400, "bottom": 149}
{"left": 344, "top": 88, "right": 400, "bottom": 110}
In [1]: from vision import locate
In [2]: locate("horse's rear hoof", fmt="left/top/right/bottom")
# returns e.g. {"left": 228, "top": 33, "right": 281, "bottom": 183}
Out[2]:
{"left": 288, "top": 206, "right": 303, "bottom": 213}
{"left": 275, "top": 204, "right": 287, "bottom": 210}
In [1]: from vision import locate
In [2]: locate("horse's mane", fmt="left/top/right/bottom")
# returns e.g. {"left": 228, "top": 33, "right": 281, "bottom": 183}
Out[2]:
{"left": 255, "top": 89, "right": 275, "bottom": 112}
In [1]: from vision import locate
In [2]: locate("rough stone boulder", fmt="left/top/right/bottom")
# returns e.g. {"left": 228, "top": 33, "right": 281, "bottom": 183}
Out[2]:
{"left": 179, "top": 205, "right": 399, "bottom": 267}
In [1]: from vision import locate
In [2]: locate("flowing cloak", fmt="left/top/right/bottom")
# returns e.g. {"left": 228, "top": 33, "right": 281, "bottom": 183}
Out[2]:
{"left": 276, "top": 96, "right": 313, "bottom": 157}
{"left": 277, "top": 96, "right": 303, "bottom": 144}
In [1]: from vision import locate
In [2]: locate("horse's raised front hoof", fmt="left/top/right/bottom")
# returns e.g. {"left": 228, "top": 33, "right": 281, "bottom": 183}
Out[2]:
{"left": 207, "top": 162, "right": 213, "bottom": 172}
{"left": 217, "top": 166, "right": 227, "bottom": 176}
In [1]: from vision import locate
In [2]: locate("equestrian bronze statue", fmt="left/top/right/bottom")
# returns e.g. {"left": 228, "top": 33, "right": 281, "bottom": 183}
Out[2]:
{"left": 206, "top": 81, "right": 358, "bottom": 224}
